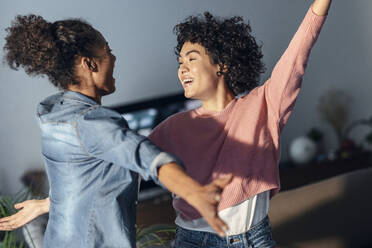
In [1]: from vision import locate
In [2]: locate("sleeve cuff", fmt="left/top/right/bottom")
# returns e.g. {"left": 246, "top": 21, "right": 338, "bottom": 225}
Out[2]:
{"left": 149, "top": 152, "right": 183, "bottom": 187}
{"left": 307, "top": 4, "right": 327, "bottom": 37}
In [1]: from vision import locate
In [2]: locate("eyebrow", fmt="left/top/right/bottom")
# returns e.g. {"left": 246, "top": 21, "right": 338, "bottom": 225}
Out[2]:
{"left": 179, "top": 49, "right": 201, "bottom": 59}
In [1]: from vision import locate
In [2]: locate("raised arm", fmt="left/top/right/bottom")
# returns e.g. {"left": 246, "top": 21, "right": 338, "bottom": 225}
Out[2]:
{"left": 264, "top": 1, "right": 331, "bottom": 130}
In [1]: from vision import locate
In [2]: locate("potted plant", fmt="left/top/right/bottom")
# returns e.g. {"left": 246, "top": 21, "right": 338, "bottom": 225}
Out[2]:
{"left": 136, "top": 224, "right": 176, "bottom": 248}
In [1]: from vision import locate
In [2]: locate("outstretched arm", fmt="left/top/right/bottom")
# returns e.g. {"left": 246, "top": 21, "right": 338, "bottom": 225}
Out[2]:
{"left": 158, "top": 163, "right": 232, "bottom": 237}
{"left": 0, "top": 170, "right": 232, "bottom": 237}
{"left": 0, "top": 198, "right": 49, "bottom": 230}
{"left": 312, "top": 0, "right": 332, "bottom": 16}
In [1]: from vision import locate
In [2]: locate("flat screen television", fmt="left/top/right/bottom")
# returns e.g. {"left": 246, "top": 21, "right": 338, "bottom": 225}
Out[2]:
{"left": 112, "top": 93, "right": 201, "bottom": 201}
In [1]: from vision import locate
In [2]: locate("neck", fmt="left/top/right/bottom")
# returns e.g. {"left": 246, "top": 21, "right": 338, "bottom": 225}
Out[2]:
{"left": 201, "top": 86, "right": 235, "bottom": 112}
{"left": 67, "top": 84, "right": 102, "bottom": 104}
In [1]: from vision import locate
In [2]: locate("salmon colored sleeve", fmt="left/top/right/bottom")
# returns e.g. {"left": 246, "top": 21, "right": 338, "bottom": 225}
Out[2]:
{"left": 263, "top": 5, "right": 327, "bottom": 131}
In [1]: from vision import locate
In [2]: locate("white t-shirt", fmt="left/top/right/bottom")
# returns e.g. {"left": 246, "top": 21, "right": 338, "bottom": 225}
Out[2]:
{"left": 175, "top": 190, "right": 270, "bottom": 236}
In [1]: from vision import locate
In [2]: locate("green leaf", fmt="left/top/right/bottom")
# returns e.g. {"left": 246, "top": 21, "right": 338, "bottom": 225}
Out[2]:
{"left": 136, "top": 224, "right": 176, "bottom": 248}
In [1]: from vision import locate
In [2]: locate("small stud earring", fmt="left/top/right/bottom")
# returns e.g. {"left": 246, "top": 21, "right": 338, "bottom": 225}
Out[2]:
{"left": 217, "top": 71, "right": 222, "bottom": 76}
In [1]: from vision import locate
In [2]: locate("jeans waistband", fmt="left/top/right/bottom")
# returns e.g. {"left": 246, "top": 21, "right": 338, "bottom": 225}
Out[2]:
{"left": 224, "top": 215, "right": 270, "bottom": 246}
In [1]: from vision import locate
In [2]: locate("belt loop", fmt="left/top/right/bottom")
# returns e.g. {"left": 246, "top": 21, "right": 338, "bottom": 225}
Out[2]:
{"left": 242, "top": 233, "right": 250, "bottom": 247}
{"left": 202, "top": 232, "right": 209, "bottom": 247}
{"left": 225, "top": 233, "right": 230, "bottom": 247}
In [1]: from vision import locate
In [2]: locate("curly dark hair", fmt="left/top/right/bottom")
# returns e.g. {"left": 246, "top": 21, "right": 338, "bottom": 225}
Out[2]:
{"left": 3, "top": 14, "right": 105, "bottom": 89}
{"left": 174, "top": 12, "right": 265, "bottom": 96}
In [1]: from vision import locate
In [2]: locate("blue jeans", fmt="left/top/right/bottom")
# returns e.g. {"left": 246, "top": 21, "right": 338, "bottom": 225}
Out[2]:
{"left": 174, "top": 216, "right": 275, "bottom": 248}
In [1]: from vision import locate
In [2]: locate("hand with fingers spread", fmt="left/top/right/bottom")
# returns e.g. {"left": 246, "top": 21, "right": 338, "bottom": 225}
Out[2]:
{"left": 186, "top": 174, "right": 233, "bottom": 237}
{"left": 158, "top": 162, "right": 232, "bottom": 236}
{"left": 0, "top": 198, "right": 49, "bottom": 231}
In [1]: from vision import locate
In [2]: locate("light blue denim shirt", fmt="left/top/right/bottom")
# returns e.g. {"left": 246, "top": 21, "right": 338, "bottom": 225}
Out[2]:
{"left": 36, "top": 91, "right": 178, "bottom": 248}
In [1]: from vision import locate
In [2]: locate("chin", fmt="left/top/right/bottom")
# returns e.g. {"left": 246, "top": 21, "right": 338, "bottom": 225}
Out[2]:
{"left": 108, "top": 87, "right": 116, "bottom": 95}
{"left": 101, "top": 87, "right": 115, "bottom": 96}
{"left": 184, "top": 89, "right": 202, "bottom": 100}
{"left": 184, "top": 91, "right": 193, "bottom": 99}
{"left": 184, "top": 88, "right": 195, "bottom": 98}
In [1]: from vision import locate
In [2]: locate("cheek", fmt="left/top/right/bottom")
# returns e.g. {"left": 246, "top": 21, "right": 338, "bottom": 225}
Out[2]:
{"left": 199, "top": 66, "right": 217, "bottom": 82}
{"left": 177, "top": 69, "right": 182, "bottom": 82}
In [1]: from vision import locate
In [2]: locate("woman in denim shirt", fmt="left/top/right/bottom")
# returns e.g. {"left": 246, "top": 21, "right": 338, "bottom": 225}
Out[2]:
{"left": 0, "top": 15, "right": 231, "bottom": 247}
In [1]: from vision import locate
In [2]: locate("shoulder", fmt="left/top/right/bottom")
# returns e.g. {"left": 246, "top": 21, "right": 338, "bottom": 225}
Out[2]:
{"left": 76, "top": 106, "right": 128, "bottom": 133}
{"left": 39, "top": 92, "right": 64, "bottom": 106}
{"left": 158, "top": 110, "right": 194, "bottom": 130}
{"left": 37, "top": 92, "right": 64, "bottom": 115}
{"left": 80, "top": 105, "right": 123, "bottom": 121}
{"left": 236, "top": 85, "right": 264, "bottom": 103}
{"left": 149, "top": 110, "right": 192, "bottom": 140}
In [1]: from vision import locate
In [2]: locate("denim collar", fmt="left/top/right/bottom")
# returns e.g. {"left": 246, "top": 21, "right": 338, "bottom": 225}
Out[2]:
{"left": 62, "top": 90, "right": 100, "bottom": 106}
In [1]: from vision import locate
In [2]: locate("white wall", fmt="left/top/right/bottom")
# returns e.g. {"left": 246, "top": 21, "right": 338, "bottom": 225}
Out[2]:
{"left": 0, "top": 0, "right": 371, "bottom": 195}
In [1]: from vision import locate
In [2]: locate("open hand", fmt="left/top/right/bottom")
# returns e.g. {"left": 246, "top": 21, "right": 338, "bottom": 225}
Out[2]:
{"left": 186, "top": 174, "right": 232, "bottom": 237}
{"left": 0, "top": 198, "right": 49, "bottom": 231}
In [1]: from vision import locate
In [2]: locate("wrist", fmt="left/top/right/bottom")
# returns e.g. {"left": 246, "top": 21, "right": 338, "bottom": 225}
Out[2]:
{"left": 182, "top": 185, "right": 203, "bottom": 207}
{"left": 40, "top": 198, "right": 50, "bottom": 214}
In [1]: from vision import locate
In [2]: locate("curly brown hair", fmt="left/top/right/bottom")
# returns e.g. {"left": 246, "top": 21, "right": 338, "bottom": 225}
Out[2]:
{"left": 174, "top": 12, "right": 265, "bottom": 96}
{"left": 3, "top": 14, "right": 105, "bottom": 89}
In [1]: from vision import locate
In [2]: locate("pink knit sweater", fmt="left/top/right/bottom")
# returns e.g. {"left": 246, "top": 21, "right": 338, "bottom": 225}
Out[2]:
{"left": 149, "top": 6, "right": 327, "bottom": 220}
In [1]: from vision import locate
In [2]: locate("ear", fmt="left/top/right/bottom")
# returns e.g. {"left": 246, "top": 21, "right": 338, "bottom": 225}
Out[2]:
{"left": 219, "top": 64, "right": 228, "bottom": 73}
{"left": 80, "top": 57, "right": 98, "bottom": 72}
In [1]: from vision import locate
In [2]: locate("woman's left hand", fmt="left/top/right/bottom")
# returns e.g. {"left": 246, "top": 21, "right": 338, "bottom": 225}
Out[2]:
{"left": 0, "top": 198, "right": 49, "bottom": 231}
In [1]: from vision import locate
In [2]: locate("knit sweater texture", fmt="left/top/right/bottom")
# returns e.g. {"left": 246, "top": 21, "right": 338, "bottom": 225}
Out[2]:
{"left": 148, "top": 6, "right": 327, "bottom": 220}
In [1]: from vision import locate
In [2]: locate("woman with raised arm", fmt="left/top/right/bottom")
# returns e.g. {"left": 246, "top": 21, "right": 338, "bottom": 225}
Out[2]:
{"left": 1, "top": 0, "right": 332, "bottom": 247}
{"left": 148, "top": 0, "right": 332, "bottom": 247}
{"left": 0, "top": 14, "right": 231, "bottom": 248}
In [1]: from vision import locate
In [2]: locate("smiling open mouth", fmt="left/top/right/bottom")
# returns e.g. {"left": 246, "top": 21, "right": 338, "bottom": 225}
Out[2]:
{"left": 182, "top": 78, "right": 194, "bottom": 88}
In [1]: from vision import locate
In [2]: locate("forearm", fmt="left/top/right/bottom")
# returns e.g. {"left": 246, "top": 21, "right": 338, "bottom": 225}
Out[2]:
{"left": 25, "top": 197, "right": 50, "bottom": 215}
{"left": 158, "top": 162, "right": 202, "bottom": 205}
{"left": 23, "top": 197, "right": 50, "bottom": 215}
{"left": 312, "top": 0, "right": 332, "bottom": 16}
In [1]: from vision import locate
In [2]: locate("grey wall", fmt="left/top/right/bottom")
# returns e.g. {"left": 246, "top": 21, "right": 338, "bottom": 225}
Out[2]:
{"left": 0, "top": 0, "right": 371, "bottom": 195}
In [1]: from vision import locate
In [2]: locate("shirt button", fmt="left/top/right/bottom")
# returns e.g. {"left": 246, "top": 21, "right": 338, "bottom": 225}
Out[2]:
{"left": 134, "top": 224, "right": 137, "bottom": 228}
{"left": 135, "top": 201, "right": 138, "bottom": 205}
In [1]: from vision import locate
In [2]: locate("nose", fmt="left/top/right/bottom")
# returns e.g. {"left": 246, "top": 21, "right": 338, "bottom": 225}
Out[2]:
{"left": 179, "top": 63, "right": 189, "bottom": 74}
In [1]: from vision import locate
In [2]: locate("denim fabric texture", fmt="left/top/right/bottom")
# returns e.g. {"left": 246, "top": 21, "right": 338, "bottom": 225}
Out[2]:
{"left": 174, "top": 216, "right": 275, "bottom": 248}
{"left": 37, "top": 91, "right": 178, "bottom": 248}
